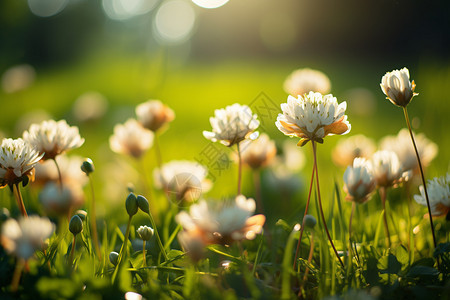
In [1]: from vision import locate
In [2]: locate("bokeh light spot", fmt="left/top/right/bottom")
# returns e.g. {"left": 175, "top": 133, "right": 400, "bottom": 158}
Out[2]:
{"left": 192, "top": 0, "right": 229, "bottom": 9}
{"left": 154, "top": 0, "right": 196, "bottom": 44}
{"left": 28, "top": 0, "right": 69, "bottom": 18}
{"left": 102, "top": 0, "right": 157, "bottom": 21}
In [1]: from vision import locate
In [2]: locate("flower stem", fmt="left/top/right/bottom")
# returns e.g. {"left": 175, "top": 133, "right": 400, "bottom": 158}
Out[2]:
{"left": 13, "top": 184, "right": 28, "bottom": 217}
{"left": 312, "top": 141, "right": 344, "bottom": 269}
{"left": 379, "top": 187, "right": 391, "bottom": 247}
{"left": 298, "top": 231, "right": 315, "bottom": 298}
{"left": 293, "top": 161, "right": 315, "bottom": 270}
{"left": 88, "top": 174, "right": 102, "bottom": 261}
{"left": 112, "top": 216, "right": 132, "bottom": 283}
{"left": 69, "top": 234, "right": 77, "bottom": 267}
{"left": 402, "top": 107, "right": 437, "bottom": 249}
{"left": 142, "top": 240, "right": 147, "bottom": 268}
{"left": 237, "top": 143, "right": 242, "bottom": 195}
{"left": 52, "top": 158, "right": 64, "bottom": 191}
{"left": 253, "top": 169, "right": 263, "bottom": 214}
{"left": 348, "top": 201, "right": 356, "bottom": 267}
{"left": 11, "top": 258, "right": 25, "bottom": 292}
{"left": 147, "top": 210, "right": 169, "bottom": 263}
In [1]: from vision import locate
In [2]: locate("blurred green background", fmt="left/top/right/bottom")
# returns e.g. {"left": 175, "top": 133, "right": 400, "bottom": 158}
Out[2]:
{"left": 0, "top": 0, "right": 449, "bottom": 222}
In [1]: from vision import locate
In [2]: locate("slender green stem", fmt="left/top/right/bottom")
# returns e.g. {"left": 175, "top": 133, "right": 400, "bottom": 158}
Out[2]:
{"left": 147, "top": 210, "right": 169, "bottom": 262}
{"left": 13, "top": 184, "right": 28, "bottom": 217}
{"left": 298, "top": 231, "right": 315, "bottom": 298}
{"left": 312, "top": 141, "right": 344, "bottom": 269}
{"left": 253, "top": 169, "right": 263, "bottom": 214}
{"left": 88, "top": 174, "right": 102, "bottom": 261}
{"left": 69, "top": 234, "right": 77, "bottom": 267}
{"left": 293, "top": 161, "right": 315, "bottom": 270}
{"left": 154, "top": 132, "right": 163, "bottom": 169}
{"left": 402, "top": 107, "right": 437, "bottom": 249}
{"left": 52, "top": 158, "right": 64, "bottom": 191}
{"left": 348, "top": 201, "right": 356, "bottom": 269}
{"left": 142, "top": 240, "right": 147, "bottom": 268}
{"left": 237, "top": 143, "right": 242, "bottom": 195}
{"left": 112, "top": 216, "right": 132, "bottom": 283}
{"left": 379, "top": 187, "right": 391, "bottom": 247}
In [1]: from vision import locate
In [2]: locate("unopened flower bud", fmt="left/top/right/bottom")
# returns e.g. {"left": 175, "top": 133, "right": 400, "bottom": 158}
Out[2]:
{"left": 69, "top": 215, "right": 83, "bottom": 235}
{"left": 136, "top": 225, "right": 154, "bottom": 241}
{"left": 109, "top": 251, "right": 119, "bottom": 265}
{"left": 81, "top": 158, "right": 95, "bottom": 175}
{"left": 303, "top": 214, "right": 317, "bottom": 229}
{"left": 127, "top": 183, "right": 135, "bottom": 193}
{"left": 75, "top": 209, "right": 87, "bottom": 221}
{"left": 137, "top": 195, "right": 149, "bottom": 214}
{"left": 126, "top": 193, "right": 138, "bottom": 216}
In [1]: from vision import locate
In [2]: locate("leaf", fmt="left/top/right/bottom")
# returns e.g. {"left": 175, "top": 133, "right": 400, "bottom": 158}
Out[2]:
{"left": 275, "top": 219, "right": 291, "bottom": 232}
{"left": 379, "top": 254, "right": 402, "bottom": 275}
{"left": 407, "top": 265, "right": 439, "bottom": 278}
{"left": 395, "top": 245, "right": 409, "bottom": 266}
{"left": 433, "top": 242, "right": 450, "bottom": 258}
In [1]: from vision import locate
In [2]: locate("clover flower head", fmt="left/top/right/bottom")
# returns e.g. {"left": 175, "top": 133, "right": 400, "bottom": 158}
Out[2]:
{"left": 283, "top": 68, "right": 331, "bottom": 96}
{"left": 1, "top": 216, "right": 55, "bottom": 259}
{"left": 240, "top": 133, "right": 277, "bottom": 169}
{"left": 380, "top": 67, "right": 417, "bottom": 107}
{"left": 136, "top": 99, "right": 175, "bottom": 132}
{"left": 276, "top": 92, "right": 351, "bottom": 146}
{"left": 343, "top": 158, "right": 376, "bottom": 203}
{"left": 0, "top": 138, "right": 44, "bottom": 188}
{"left": 332, "top": 134, "right": 376, "bottom": 167}
{"left": 380, "top": 128, "right": 438, "bottom": 174}
{"left": 109, "top": 119, "right": 154, "bottom": 159}
{"left": 203, "top": 103, "right": 259, "bottom": 147}
{"left": 414, "top": 173, "right": 450, "bottom": 217}
{"left": 154, "top": 160, "right": 211, "bottom": 202}
{"left": 175, "top": 195, "right": 265, "bottom": 246}
{"left": 371, "top": 150, "right": 409, "bottom": 188}
{"left": 23, "top": 119, "right": 84, "bottom": 160}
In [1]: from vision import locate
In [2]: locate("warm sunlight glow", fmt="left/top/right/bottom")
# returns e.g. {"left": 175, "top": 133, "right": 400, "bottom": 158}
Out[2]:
{"left": 192, "top": 0, "right": 229, "bottom": 9}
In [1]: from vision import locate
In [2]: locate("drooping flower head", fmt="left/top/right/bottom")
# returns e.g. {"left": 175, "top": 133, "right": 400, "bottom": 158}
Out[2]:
{"left": 203, "top": 104, "right": 259, "bottom": 147}
{"left": 380, "top": 67, "right": 418, "bottom": 107}
{"left": 343, "top": 158, "right": 376, "bottom": 204}
{"left": 23, "top": 119, "right": 85, "bottom": 160}
{"left": 283, "top": 68, "right": 331, "bottom": 96}
{"left": 380, "top": 128, "right": 438, "bottom": 174}
{"left": 371, "top": 150, "right": 409, "bottom": 188}
{"left": 1, "top": 215, "right": 55, "bottom": 260}
{"left": 240, "top": 133, "right": 277, "bottom": 169}
{"left": 136, "top": 100, "right": 175, "bottom": 132}
{"left": 154, "top": 160, "right": 211, "bottom": 203}
{"left": 0, "top": 138, "right": 44, "bottom": 188}
{"left": 414, "top": 174, "right": 450, "bottom": 217}
{"left": 109, "top": 119, "right": 154, "bottom": 159}
{"left": 332, "top": 134, "right": 376, "bottom": 167}
{"left": 276, "top": 92, "right": 351, "bottom": 146}
{"left": 175, "top": 195, "right": 265, "bottom": 246}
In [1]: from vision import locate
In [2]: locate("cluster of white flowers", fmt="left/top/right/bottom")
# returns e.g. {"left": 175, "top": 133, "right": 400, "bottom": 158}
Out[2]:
{"left": 414, "top": 174, "right": 450, "bottom": 217}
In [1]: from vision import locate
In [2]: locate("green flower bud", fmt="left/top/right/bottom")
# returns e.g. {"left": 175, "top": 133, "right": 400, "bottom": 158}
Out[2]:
{"left": 136, "top": 225, "right": 154, "bottom": 241}
{"left": 81, "top": 158, "right": 95, "bottom": 175}
{"left": 109, "top": 251, "right": 119, "bottom": 265}
{"left": 303, "top": 214, "right": 317, "bottom": 229}
{"left": 126, "top": 193, "right": 138, "bottom": 216}
{"left": 75, "top": 210, "right": 87, "bottom": 221}
{"left": 137, "top": 195, "right": 149, "bottom": 214}
{"left": 69, "top": 215, "right": 83, "bottom": 235}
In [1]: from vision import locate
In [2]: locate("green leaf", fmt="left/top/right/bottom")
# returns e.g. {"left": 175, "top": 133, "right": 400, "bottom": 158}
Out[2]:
{"left": 407, "top": 265, "right": 439, "bottom": 278}
{"left": 379, "top": 254, "right": 402, "bottom": 275}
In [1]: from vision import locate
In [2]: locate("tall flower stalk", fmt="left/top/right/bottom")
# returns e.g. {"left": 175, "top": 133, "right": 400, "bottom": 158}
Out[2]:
{"left": 380, "top": 67, "right": 437, "bottom": 249}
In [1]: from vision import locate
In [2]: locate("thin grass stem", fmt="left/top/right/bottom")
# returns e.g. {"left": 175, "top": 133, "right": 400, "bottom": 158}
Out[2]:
{"left": 379, "top": 187, "right": 391, "bottom": 247}
{"left": 88, "top": 174, "right": 102, "bottom": 261}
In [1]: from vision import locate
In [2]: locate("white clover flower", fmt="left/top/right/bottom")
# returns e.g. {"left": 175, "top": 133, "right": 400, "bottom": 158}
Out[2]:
{"left": 283, "top": 68, "right": 331, "bottom": 96}
{"left": 39, "top": 181, "right": 84, "bottom": 217}
{"left": 276, "top": 92, "right": 351, "bottom": 146}
{"left": 175, "top": 195, "right": 265, "bottom": 245}
{"left": 136, "top": 99, "right": 175, "bottom": 132}
{"left": 34, "top": 155, "right": 88, "bottom": 187}
{"left": 343, "top": 158, "right": 376, "bottom": 204}
{"left": 371, "top": 150, "right": 409, "bottom": 188}
{"left": 380, "top": 128, "right": 438, "bottom": 174}
{"left": 136, "top": 225, "right": 154, "bottom": 241}
{"left": 154, "top": 160, "right": 211, "bottom": 202}
{"left": 414, "top": 173, "right": 450, "bottom": 217}
{"left": 1, "top": 216, "right": 55, "bottom": 260}
{"left": 23, "top": 120, "right": 84, "bottom": 160}
{"left": 109, "top": 119, "right": 154, "bottom": 159}
{"left": 0, "top": 138, "right": 44, "bottom": 188}
{"left": 332, "top": 134, "right": 376, "bottom": 167}
{"left": 203, "top": 104, "right": 260, "bottom": 147}
{"left": 380, "top": 67, "right": 417, "bottom": 107}
{"left": 240, "top": 133, "right": 277, "bottom": 169}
